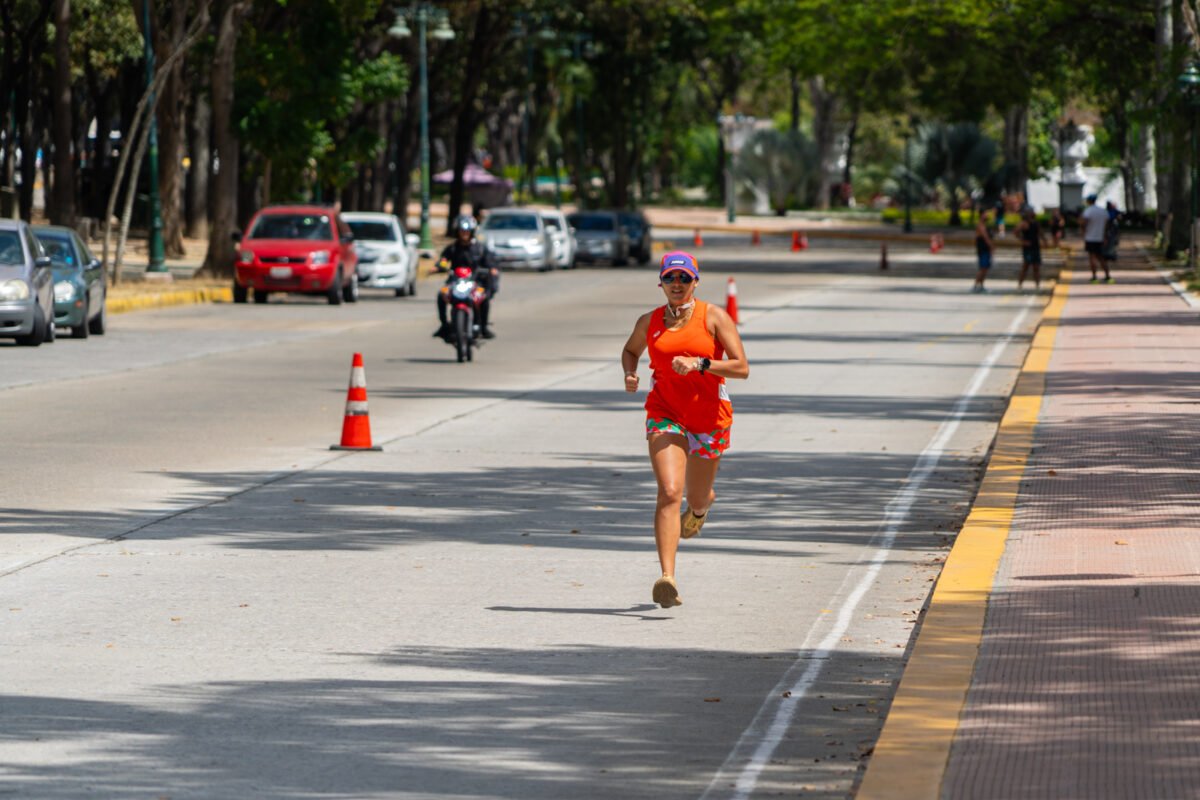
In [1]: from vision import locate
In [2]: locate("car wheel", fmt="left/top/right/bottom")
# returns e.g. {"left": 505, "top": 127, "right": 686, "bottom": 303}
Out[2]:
{"left": 88, "top": 301, "right": 106, "bottom": 335}
{"left": 614, "top": 255, "right": 629, "bottom": 266}
{"left": 253, "top": 288, "right": 270, "bottom": 304}
{"left": 44, "top": 309, "right": 56, "bottom": 343}
{"left": 16, "top": 304, "right": 46, "bottom": 347}
{"left": 408, "top": 274, "right": 417, "bottom": 297}
{"left": 72, "top": 300, "right": 90, "bottom": 338}
{"left": 395, "top": 287, "right": 406, "bottom": 298}
{"left": 327, "top": 270, "right": 343, "bottom": 305}
{"left": 233, "top": 282, "right": 248, "bottom": 303}
{"left": 343, "top": 271, "right": 359, "bottom": 303}
{"left": 637, "top": 249, "right": 651, "bottom": 266}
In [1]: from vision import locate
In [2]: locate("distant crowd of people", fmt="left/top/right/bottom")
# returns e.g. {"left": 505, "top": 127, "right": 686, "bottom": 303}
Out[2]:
{"left": 971, "top": 194, "right": 1120, "bottom": 293}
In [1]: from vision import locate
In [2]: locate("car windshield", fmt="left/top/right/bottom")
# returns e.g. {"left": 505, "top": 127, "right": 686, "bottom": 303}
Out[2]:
{"left": 0, "top": 231, "right": 24, "bottom": 265}
{"left": 618, "top": 213, "right": 643, "bottom": 231}
{"left": 249, "top": 214, "right": 332, "bottom": 240}
{"left": 34, "top": 232, "right": 77, "bottom": 269}
{"left": 484, "top": 215, "right": 538, "bottom": 231}
{"left": 569, "top": 214, "right": 614, "bottom": 232}
{"left": 346, "top": 221, "right": 396, "bottom": 242}
{"left": 542, "top": 216, "right": 562, "bottom": 231}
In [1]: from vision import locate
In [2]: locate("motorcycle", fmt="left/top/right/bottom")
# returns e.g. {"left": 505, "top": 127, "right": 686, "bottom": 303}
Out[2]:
{"left": 437, "top": 261, "right": 487, "bottom": 363}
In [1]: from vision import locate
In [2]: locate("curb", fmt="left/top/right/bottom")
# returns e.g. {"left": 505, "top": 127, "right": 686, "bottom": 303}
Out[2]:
{"left": 1139, "top": 245, "right": 1200, "bottom": 310}
{"left": 107, "top": 286, "right": 233, "bottom": 315}
{"left": 856, "top": 259, "right": 1073, "bottom": 798}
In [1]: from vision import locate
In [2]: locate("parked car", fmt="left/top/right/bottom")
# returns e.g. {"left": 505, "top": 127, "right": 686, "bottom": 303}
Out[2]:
{"left": 566, "top": 211, "right": 630, "bottom": 266}
{"left": 0, "top": 219, "right": 55, "bottom": 346}
{"left": 343, "top": 212, "right": 420, "bottom": 297}
{"left": 33, "top": 225, "right": 107, "bottom": 338}
{"left": 478, "top": 208, "right": 552, "bottom": 270}
{"left": 540, "top": 210, "right": 576, "bottom": 269}
{"left": 233, "top": 205, "right": 359, "bottom": 305}
{"left": 617, "top": 209, "right": 653, "bottom": 265}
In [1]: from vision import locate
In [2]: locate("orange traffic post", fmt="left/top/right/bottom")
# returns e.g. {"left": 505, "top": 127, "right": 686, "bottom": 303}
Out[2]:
{"left": 725, "top": 276, "right": 739, "bottom": 324}
{"left": 880, "top": 242, "right": 889, "bottom": 270}
{"left": 693, "top": 228, "right": 704, "bottom": 247}
{"left": 791, "top": 231, "right": 801, "bottom": 251}
{"left": 331, "top": 352, "right": 382, "bottom": 451}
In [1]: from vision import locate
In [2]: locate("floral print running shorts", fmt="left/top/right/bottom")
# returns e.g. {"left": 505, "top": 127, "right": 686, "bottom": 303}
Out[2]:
{"left": 645, "top": 417, "right": 731, "bottom": 459}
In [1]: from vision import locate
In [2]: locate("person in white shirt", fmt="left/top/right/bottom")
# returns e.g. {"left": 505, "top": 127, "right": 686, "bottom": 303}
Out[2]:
{"left": 1079, "top": 194, "right": 1112, "bottom": 283}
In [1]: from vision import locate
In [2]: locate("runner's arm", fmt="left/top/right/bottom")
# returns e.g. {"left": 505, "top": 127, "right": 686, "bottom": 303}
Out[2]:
{"left": 677, "top": 305, "right": 748, "bottom": 380}
{"left": 621, "top": 313, "right": 652, "bottom": 392}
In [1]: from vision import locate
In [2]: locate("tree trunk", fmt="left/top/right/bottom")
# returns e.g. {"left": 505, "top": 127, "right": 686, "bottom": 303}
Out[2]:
{"left": 1169, "top": 1, "right": 1191, "bottom": 258}
{"left": 1133, "top": 119, "right": 1154, "bottom": 213}
{"left": 152, "top": 0, "right": 188, "bottom": 257}
{"left": 1155, "top": 0, "right": 1173, "bottom": 226}
{"left": 186, "top": 88, "right": 209, "bottom": 239}
{"left": 51, "top": 0, "right": 75, "bottom": 227}
{"left": 202, "top": 0, "right": 249, "bottom": 277}
{"left": 808, "top": 76, "right": 838, "bottom": 209}
{"left": 1003, "top": 104, "right": 1029, "bottom": 200}
{"left": 841, "top": 112, "right": 858, "bottom": 204}
{"left": 789, "top": 68, "right": 801, "bottom": 132}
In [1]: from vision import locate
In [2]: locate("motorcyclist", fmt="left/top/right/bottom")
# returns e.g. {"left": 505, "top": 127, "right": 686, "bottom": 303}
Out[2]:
{"left": 433, "top": 214, "right": 498, "bottom": 340}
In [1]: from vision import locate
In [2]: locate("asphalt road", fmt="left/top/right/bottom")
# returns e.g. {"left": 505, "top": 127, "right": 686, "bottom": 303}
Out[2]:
{"left": 0, "top": 244, "right": 1044, "bottom": 799}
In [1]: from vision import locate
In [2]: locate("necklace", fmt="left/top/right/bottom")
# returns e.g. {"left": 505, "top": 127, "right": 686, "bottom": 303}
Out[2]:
{"left": 666, "top": 300, "right": 695, "bottom": 319}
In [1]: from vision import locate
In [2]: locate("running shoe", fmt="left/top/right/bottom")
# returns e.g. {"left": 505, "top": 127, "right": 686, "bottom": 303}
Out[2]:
{"left": 680, "top": 507, "right": 709, "bottom": 539}
{"left": 652, "top": 575, "right": 682, "bottom": 608}
{"left": 1090, "top": 277, "right": 1099, "bottom": 284}
{"left": 1105, "top": 277, "right": 1115, "bottom": 284}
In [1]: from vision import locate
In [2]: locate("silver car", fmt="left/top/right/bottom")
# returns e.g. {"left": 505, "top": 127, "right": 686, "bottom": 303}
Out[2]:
{"left": 478, "top": 209, "right": 552, "bottom": 271}
{"left": 566, "top": 211, "right": 630, "bottom": 266}
{"left": 540, "top": 210, "right": 577, "bottom": 269}
{"left": 0, "top": 219, "right": 55, "bottom": 346}
{"left": 343, "top": 212, "right": 421, "bottom": 297}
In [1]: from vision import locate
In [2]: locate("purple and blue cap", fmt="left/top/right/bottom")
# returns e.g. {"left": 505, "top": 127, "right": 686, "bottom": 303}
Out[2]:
{"left": 659, "top": 251, "right": 700, "bottom": 280}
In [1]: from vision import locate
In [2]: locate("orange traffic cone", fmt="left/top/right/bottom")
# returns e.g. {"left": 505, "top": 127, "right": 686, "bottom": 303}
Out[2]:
{"left": 930, "top": 233, "right": 944, "bottom": 253}
{"left": 331, "top": 352, "right": 382, "bottom": 451}
{"left": 693, "top": 228, "right": 704, "bottom": 247}
{"left": 880, "top": 243, "right": 889, "bottom": 270}
{"left": 725, "top": 277, "right": 739, "bottom": 324}
{"left": 791, "top": 231, "right": 801, "bottom": 251}
{"left": 751, "top": 230, "right": 761, "bottom": 246}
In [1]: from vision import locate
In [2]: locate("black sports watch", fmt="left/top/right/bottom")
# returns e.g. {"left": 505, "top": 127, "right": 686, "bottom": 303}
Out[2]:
{"left": 698, "top": 357, "right": 711, "bottom": 374}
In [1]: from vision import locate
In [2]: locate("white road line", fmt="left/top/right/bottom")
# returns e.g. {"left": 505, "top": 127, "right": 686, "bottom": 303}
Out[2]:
{"left": 700, "top": 299, "right": 1035, "bottom": 800}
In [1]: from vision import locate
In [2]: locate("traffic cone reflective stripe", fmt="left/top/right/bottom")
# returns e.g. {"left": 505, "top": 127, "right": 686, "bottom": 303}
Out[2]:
{"left": 331, "top": 352, "right": 382, "bottom": 451}
{"left": 725, "top": 277, "right": 739, "bottom": 324}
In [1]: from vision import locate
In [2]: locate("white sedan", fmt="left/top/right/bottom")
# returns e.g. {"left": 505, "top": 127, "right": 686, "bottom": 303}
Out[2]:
{"left": 540, "top": 210, "right": 577, "bottom": 268}
{"left": 343, "top": 212, "right": 420, "bottom": 297}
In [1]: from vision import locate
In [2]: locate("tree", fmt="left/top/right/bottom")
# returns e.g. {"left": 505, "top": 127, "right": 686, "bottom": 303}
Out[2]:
{"left": 914, "top": 122, "right": 998, "bottom": 225}
{"left": 50, "top": 0, "right": 75, "bottom": 227}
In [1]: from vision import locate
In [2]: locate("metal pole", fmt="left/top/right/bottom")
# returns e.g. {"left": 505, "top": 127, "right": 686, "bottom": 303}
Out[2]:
{"left": 143, "top": 0, "right": 166, "bottom": 271}
{"left": 574, "top": 37, "right": 585, "bottom": 206}
{"left": 521, "top": 31, "right": 532, "bottom": 205}
{"left": 417, "top": 5, "right": 432, "bottom": 249}
{"left": 903, "top": 128, "right": 913, "bottom": 233}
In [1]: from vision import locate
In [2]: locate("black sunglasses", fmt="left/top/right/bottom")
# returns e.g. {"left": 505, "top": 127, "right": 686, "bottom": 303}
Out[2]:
{"left": 660, "top": 273, "right": 695, "bottom": 285}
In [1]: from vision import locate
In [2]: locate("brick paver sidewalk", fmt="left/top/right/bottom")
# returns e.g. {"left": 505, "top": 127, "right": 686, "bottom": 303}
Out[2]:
{"left": 943, "top": 261, "right": 1200, "bottom": 798}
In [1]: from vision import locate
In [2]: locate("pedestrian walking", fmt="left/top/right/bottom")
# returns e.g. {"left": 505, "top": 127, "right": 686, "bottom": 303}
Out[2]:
{"left": 1049, "top": 208, "right": 1066, "bottom": 248}
{"left": 1079, "top": 194, "right": 1112, "bottom": 283}
{"left": 1017, "top": 207, "right": 1049, "bottom": 292}
{"left": 974, "top": 209, "right": 994, "bottom": 293}
{"left": 994, "top": 199, "right": 1007, "bottom": 238}
{"left": 620, "top": 251, "right": 749, "bottom": 608}
{"left": 1103, "top": 201, "right": 1121, "bottom": 275}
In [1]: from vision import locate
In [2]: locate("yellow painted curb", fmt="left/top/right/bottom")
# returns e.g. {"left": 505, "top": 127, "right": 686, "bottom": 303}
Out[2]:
{"left": 856, "top": 263, "right": 1073, "bottom": 799}
{"left": 107, "top": 286, "right": 233, "bottom": 315}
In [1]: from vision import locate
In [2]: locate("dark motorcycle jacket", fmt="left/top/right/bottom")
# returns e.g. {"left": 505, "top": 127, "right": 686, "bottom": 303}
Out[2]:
{"left": 437, "top": 240, "right": 496, "bottom": 293}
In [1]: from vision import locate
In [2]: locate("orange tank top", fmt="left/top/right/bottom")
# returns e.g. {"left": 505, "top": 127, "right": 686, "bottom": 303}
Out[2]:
{"left": 645, "top": 300, "right": 732, "bottom": 432}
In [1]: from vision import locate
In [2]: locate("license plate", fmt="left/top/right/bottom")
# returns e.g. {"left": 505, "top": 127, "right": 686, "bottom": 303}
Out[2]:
{"left": 269, "top": 266, "right": 292, "bottom": 279}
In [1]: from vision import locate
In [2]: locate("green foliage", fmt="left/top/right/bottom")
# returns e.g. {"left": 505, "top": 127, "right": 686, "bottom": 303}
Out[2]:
{"left": 67, "top": 0, "right": 142, "bottom": 81}
{"left": 235, "top": 0, "right": 407, "bottom": 198}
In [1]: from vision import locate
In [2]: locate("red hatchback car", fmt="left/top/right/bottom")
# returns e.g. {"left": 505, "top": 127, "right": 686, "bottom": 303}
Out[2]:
{"left": 233, "top": 205, "right": 359, "bottom": 304}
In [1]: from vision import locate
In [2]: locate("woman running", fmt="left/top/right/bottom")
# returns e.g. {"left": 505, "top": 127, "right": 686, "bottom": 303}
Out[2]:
{"left": 621, "top": 252, "right": 749, "bottom": 608}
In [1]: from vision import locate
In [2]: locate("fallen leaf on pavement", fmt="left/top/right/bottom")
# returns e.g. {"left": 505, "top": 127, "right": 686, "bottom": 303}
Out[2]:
{"left": 1047, "top": 469, "right": 1058, "bottom": 476}
{"left": 1115, "top": 540, "right": 1129, "bottom": 545}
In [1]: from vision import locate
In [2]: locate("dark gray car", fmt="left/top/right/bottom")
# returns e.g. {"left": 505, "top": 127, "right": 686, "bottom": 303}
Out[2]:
{"left": 0, "top": 219, "right": 55, "bottom": 346}
{"left": 566, "top": 211, "right": 630, "bottom": 266}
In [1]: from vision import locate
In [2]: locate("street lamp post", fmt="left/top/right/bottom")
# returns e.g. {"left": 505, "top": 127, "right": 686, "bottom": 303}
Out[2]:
{"left": 142, "top": 0, "right": 166, "bottom": 272}
{"left": 717, "top": 114, "right": 743, "bottom": 224}
{"left": 1179, "top": 62, "right": 1200, "bottom": 272}
{"left": 390, "top": 5, "right": 454, "bottom": 250}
